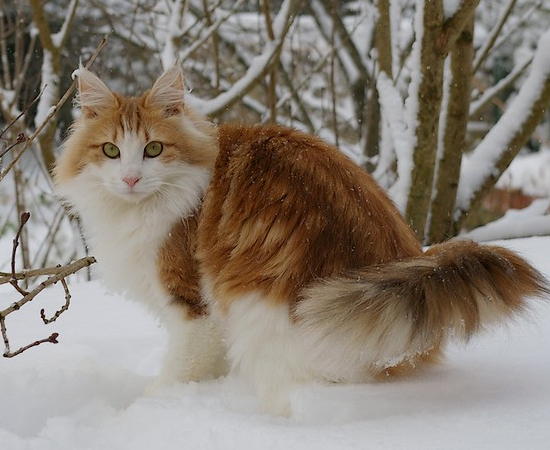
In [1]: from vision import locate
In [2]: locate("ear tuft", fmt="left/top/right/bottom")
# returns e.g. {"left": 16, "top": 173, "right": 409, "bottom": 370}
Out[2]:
{"left": 76, "top": 66, "right": 116, "bottom": 118}
{"left": 145, "top": 67, "right": 186, "bottom": 117}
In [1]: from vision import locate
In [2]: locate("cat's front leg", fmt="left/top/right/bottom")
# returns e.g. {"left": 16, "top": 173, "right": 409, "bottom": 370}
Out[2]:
{"left": 148, "top": 306, "right": 227, "bottom": 393}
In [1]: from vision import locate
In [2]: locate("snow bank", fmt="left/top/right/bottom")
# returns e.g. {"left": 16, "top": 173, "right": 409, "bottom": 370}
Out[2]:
{"left": 1, "top": 238, "right": 550, "bottom": 449}
{"left": 496, "top": 148, "right": 550, "bottom": 197}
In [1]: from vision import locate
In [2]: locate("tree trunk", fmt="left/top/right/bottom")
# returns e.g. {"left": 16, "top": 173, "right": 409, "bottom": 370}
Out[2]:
{"left": 427, "top": 17, "right": 474, "bottom": 244}
{"left": 364, "top": 0, "right": 392, "bottom": 172}
{"left": 405, "top": 0, "right": 446, "bottom": 240}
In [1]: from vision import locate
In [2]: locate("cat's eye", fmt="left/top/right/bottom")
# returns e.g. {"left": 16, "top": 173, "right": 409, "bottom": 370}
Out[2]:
{"left": 102, "top": 143, "right": 120, "bottom": 159}
{"left": 144, "top": 141, "right": 163, "bottom": 158}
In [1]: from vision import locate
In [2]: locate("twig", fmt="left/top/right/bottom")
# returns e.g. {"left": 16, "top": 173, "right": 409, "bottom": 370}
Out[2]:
{"left": 261, "top": 0, "right": 277, "bottom": 123}
{"left": 9, "top": 212, "right": 30, "bottom": 296}
{"left": 0, "top": 83, "right": 43, "bottom": 144}
{"left": 0, "top": 132, "right": 26, "bottom": 160}
{"left": 1, "top": 314, "right": 59, "bottom": 358}
{"left": 472, "top": 0, "right": 518, "bottom": 74}
{"left": 40, "top": 276, "right": 71, "bottom": 324}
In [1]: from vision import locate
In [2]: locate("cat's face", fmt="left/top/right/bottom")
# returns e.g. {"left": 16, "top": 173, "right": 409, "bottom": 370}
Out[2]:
{"left": 67, "top": 98, "right": 196, "bottom": 204}
{"left": 55, "top": 67, "right": 217, "bottom": 208}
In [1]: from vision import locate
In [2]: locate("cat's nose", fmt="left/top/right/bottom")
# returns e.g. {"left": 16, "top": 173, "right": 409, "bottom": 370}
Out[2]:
{"left": 123, "top": 176, "right": 141, "bottom": 188}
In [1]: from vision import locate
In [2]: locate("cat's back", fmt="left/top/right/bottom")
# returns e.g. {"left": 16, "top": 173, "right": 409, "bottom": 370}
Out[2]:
{"left": 197, "top": 123, "right": 421, "bottom": 307}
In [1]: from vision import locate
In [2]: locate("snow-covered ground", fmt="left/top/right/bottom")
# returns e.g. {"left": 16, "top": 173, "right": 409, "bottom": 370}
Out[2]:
{"left": 1, "top": 237, "right": 549, "bottom": 450}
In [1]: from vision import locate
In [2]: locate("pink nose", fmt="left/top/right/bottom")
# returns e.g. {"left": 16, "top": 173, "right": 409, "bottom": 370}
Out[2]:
{"left": 123, "top": 176, "right": 141, "bottom": 188}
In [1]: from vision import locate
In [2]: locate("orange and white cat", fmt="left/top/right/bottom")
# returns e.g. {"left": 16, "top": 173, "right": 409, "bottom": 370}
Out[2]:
{"left": 55, "top": 67, "right": 548, "bottom": 415}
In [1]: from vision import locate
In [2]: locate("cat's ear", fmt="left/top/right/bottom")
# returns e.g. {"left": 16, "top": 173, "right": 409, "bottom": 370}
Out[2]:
{"left": 145, "top": 67, "right": 186, "bottom": 117}
{"left": 76, "top": 67, "right": 116, "bottom": 118}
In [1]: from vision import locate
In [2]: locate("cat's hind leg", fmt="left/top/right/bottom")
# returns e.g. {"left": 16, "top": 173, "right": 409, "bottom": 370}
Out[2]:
{"left": 223, "top": 293, "right": 315, "bottom": 416}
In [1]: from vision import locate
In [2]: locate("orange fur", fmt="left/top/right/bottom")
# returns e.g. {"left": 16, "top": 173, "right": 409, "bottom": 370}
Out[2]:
{"left": 197, "top": 124, "right": 423, "bottom": 311}
{"left": 157, "top": 214, "right": 207, "bottom": 319}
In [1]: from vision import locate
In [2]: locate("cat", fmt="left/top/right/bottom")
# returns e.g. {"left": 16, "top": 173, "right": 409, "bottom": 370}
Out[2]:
{"left": 54, "top": 66, "right": 548, "bottom": 416}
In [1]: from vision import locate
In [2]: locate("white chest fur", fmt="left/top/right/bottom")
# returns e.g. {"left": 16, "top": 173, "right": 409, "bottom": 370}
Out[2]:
{"left": 58, "top": 163, "right": 212, "bottom": 318}
{"left": 86, "top": 202, "right": 176, "bottom": 314}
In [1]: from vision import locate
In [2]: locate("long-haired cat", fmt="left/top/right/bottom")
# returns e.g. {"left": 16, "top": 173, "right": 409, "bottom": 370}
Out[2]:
{"left": 54, "top": 67, "right": 548, "bottom": 415}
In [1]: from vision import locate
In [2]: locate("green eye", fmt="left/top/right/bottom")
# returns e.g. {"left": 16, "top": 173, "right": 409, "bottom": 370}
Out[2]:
{"left": 144, "top": 141, "right": 163, "bottom": 158}
{"left": 102, "top": 143, "right": 120, "bottom": 159}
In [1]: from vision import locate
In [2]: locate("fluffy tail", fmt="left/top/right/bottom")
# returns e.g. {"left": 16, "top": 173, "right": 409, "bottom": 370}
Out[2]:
{"left": 295, "top": 240, "right": 548, "bottom": 381}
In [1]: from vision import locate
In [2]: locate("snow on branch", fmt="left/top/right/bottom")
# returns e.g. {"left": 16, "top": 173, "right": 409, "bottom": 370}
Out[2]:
{"left": 440, "top": 0, "right": 480, "bottom": 53}
{"left": 187, "top": 0, "right": 300, "bottom": 117}
{"left": 469, "top": 56, "right": 532, "bottom": 119}
{"left": 51, "top": 0, "right": 80, "bottom": 49}
{"left": 160, "top": 0, "right": 185, "bottom": 69}
{"left": 375, "top": 72, "right": 410, "bottom": 212}
{"left": 455, "top": 29, "right": 550, "bottom": 222}
{"left": 463, "top": 198, "right": 550, "bottom": 242}
{"left": 29, "top": 0, "right": 80, "bottom": 126}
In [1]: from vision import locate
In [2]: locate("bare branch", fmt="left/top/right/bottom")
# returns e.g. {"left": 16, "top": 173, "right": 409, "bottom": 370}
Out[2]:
{"left": 1, "top": 256, "right": 97, "bottom": 318}
{"left": 0, "top": 255, "right": 96, "bottom": 357}
{"left": 472, "top": 0, "right": 518, "bottom": 74}
{"left": 261, "top": 0, "right": 277, "bottom": 123}
{"left": 489, "top": 1, "right": 542, "bottom": 65}
{"left": 428, "top": 17, "right": 474, "bottom": 243}
{"left": 0, "top": 35, "right": 108, "bottom": 184}
{"left": 0, "top": 205, "right": 96, "bottom": 358}
{"left": 0, "top": 9, "right": 12, "bottom": 89}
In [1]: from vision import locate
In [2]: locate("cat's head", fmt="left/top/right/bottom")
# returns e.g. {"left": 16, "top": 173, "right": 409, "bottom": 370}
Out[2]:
{"left": 54, "top": 67, "right": 217, "bottom": 210}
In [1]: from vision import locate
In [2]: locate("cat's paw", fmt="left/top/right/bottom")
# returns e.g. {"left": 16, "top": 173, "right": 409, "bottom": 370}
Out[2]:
{"left": 143, "top": 374, "right": 180, "bottom": 397}
{"left": 256, "top": 387, "right": 294, "bottom": 417}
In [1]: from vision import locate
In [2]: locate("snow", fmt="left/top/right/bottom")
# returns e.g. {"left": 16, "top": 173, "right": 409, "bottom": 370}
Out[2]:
{"left": 464, "top": 199, "right": 550, "bottom": 241}
{"left": 1, "top": 237, "right": 550, "bottom": 449}
{"left": 442, "top": 0, "right": 461, "bottom": 19}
